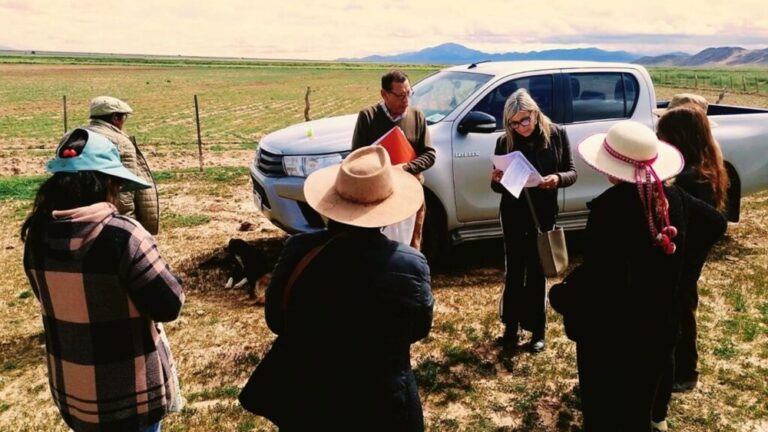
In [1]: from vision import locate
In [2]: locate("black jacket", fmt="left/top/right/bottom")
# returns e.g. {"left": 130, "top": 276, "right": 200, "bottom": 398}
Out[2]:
{"left": 550, "top": 183, "right": 726, "bottom": 346}
{"left": 491, "top": 124, "right": 577, "bottom": 231}
{"left": 241, "top": 225, "right": 434, "bottom": 431}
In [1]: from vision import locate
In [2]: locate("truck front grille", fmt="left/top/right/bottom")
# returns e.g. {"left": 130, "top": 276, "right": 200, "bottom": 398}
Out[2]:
{"left": 251, "top": 175, "right": 271, "bottom": 209}
{"left": 257, "top": 148, "right": 285, "bottom": 176}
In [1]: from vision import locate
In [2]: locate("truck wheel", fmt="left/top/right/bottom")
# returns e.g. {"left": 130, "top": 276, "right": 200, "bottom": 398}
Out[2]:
{"left": 724, "top": 162, "right": 741, "bottom": 222}
{"left": 421, "top": 198, "right": 449, "bottom": 268}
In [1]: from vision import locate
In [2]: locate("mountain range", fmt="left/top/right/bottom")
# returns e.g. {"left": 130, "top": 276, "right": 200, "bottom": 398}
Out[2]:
{"left": 634, "top": 47, "right": 768, "bottom": 66}
{"left": 339, "top": 43, "right": 768, "bottom": 67}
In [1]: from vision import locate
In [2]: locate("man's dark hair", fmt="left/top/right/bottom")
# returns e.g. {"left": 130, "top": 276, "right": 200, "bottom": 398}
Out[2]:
{"left": 381, "top": 70, "right": 409, "bottom": 92}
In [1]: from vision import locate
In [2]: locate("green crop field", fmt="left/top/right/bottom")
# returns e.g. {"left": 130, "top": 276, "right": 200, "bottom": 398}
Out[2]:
{"left": 1, "top": 57, "right": 767, "bottom": 431}
{"left": 649, "top": 67, "right": 768, "bottom": 95}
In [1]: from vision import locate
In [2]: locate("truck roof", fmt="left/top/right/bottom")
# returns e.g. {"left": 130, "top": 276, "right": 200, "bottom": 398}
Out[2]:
{"left": 444, "top": 60, "right": 645, "bottom": 77}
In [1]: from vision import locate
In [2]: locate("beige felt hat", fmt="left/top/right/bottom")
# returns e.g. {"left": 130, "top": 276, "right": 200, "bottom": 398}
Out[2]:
{"left": 653, "top": 93, "right": 718, "bottom": 127}
{"left": 653, "top": 93, "right": 708, "bottom": 116}
{"left": 304, "top": 146, "right": 423, "bottom": 228}
{"left": 578, "top": 120, "right": 684, "bottom": 183}
{"left": 89, "top": 96, "right": 134, "bottom": 116}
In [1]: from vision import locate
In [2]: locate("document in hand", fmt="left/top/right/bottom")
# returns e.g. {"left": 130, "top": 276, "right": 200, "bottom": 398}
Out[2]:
{"left": 491, "top": 151, "right": 544, "bottom": 198}
{"left": 373, "top": 126, "right": 417, "bottom": 165}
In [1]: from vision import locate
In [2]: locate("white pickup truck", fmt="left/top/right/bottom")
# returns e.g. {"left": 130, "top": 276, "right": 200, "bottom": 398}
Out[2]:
{"left": 250, "top": 61, "right": 768, "bottom": 261}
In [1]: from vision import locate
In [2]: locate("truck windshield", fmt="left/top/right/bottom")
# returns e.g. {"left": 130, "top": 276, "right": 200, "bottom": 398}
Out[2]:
{"left": 412, "top": 71, "right": 493, "bottom": 124}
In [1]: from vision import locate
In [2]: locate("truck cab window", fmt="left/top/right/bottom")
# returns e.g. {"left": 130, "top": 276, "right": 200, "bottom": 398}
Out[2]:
{"left": 473, "top": 75, "right": 554, "bottom": 130}
{"left": 570, "top": 73, "right": 639, "bottom": 122}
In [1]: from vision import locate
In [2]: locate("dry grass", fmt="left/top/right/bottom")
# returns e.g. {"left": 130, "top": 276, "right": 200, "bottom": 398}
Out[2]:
{"left": 0, "top": 62, "right": 766, "bottom": 430}
{"left": 1, "top": 170, "right": 765, "bottom": 431}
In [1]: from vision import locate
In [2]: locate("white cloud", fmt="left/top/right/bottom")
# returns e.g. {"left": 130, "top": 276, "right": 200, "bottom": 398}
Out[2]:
{"left": 0, "top": 0, "right": 766, "bottom": 58}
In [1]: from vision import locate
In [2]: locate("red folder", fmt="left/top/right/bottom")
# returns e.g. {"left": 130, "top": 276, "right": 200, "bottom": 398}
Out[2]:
{"left": 372, "top": 126, "right": 417, "bottom": 165}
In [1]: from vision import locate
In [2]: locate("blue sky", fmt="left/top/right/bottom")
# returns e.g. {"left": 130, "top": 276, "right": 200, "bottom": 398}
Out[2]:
{"left": 1, "top": 0, "right": 766, "bottom": 60}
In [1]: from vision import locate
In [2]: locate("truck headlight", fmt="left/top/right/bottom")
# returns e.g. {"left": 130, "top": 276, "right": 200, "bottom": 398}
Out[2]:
{"left": 283, "top": 154, "right": 343, "bottom": 177}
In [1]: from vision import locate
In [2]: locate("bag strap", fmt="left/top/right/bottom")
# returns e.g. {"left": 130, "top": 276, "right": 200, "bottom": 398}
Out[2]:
{"left": 281, "top": 241, "right": 329, "bottom": 311}
{"left": 523, "top": 188, "right": 543, "bottom": 234}
{"left": 280, "top": 232, "right": 346, "bottom": 315}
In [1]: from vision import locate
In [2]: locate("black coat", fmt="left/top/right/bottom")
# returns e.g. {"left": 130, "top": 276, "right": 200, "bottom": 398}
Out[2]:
{"left": 549, "top": 183, "right": 726, "bottom": 427}
{"left": 491, "top": 124, "right": 577, "bottom": 231}
{"left": 240, "top": 225, "right": 434, "bottom": 432}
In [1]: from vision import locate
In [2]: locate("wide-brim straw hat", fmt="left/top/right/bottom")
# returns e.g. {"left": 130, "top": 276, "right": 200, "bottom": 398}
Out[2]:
{"left": 304, "top": 146, "right": 424, "bottom": 228}
{"left": 578, "top": 120, "right": 684, "bottom": 183}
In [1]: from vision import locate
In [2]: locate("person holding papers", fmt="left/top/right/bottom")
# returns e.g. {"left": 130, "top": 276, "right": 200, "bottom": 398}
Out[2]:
{"left": 490, "top": 89, "right": 577, "bottom": 353}
{"left": 352, "top": 69, "right": 436, "bottom": 250}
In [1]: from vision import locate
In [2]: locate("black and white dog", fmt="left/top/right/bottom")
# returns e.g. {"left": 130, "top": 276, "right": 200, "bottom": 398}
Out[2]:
{"left": 202, "top": 239, "right": 272, "bottom": 304}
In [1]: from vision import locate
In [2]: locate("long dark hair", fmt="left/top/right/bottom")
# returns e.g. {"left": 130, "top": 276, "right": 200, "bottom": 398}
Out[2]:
{"left": 657, "top": 105, "right": 729, "bottom": 210}
{"left": 20, "top": 171, "right": 121, "bottom": 242}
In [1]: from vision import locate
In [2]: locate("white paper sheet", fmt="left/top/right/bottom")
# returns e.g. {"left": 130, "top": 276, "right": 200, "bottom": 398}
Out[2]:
{"left": 492, "top": 151, "right": 543, "bottom": 198}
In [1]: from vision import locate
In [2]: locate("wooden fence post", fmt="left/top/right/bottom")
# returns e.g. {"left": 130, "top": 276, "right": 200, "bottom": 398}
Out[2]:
{"left": 194, "top": 94, "right": 203, "bottom": 172}
{"left": 63, "top": 95, "right": 68, "bottom": 133}
{"left": 742, "top": 76, "right": 747, "bottom": 92}
{"left": 694, "top": 73, "right": 698, "bottom": 89}
{"left": 304, "top": 86, "right": 312, "bottom": 121}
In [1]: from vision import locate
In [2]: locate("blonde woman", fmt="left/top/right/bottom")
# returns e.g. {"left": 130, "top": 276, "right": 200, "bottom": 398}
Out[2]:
{"left": 490, "top": 88, "right": 577, "bottom": 353}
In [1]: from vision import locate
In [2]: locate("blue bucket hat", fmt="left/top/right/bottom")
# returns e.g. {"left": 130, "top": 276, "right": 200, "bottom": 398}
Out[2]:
{"left": 46, "top": 129, "right": 151, "bottom": 191}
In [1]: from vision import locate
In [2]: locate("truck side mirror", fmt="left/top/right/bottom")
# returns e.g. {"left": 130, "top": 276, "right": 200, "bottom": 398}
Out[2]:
{"left": 458, "top": 111, "right": 498, "bottom": 134}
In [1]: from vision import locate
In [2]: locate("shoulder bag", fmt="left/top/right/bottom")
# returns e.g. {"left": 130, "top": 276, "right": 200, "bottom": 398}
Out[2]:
{"left": 524, "top": 189, "right": 568, "bottom": 277}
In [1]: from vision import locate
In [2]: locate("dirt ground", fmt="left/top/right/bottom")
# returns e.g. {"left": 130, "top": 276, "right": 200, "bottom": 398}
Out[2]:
{"left": 2, "top": 89, "right": 767, "bottom": 430}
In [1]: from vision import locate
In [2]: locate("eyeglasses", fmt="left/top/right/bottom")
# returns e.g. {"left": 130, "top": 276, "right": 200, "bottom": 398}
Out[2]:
{"left": 509, "top": 116, "right": 532, "bottom": 129}
{"left": 387, "top": 89, "right": 414, "bottom": 100}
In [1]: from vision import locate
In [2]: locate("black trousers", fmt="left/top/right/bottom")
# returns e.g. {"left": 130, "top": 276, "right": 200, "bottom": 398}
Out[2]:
{"left": 651, "top": 350, "right": 675, "bottom": 422}
{"left": 674, "top": 279, "right": 700, "bottom": 383}
{"left": 499, "top": 206, "right": 549, "bottom": 336}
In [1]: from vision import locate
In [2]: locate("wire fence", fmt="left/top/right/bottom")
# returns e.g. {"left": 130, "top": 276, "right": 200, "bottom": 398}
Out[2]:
{"left": 649, "top": 69, "right": 768, "bottom": 95}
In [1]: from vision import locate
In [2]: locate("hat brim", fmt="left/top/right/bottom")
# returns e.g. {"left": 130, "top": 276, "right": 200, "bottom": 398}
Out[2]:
{"left": 304, "top": 164, "right": 424, "bottom": 228}
{"left": 46, "top": 159, "right": 151, "bottom": 191}
{"left": 99, "top": 166, "right": 151, "bottom": 191}
{"left": 578, "top": 133, "right": 684, "bottom": 183}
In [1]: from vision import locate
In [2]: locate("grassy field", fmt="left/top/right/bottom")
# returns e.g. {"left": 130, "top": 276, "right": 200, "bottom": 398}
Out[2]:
{"left": 0, "top": 61, "right": 434, "bottom": 177}
{"left": 0, "top": 60, "right": 766, "bottom": 431}
{"left": 648, "top": 67, "right": 768, "bottom": 95}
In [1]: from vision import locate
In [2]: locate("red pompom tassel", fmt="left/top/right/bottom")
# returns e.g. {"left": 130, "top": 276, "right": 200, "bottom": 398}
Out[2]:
{"left": 664, "top": 242, "right": 677, "bottom": 255}
{"left": 662, "top": 226, "right": 678, "bottom": 239}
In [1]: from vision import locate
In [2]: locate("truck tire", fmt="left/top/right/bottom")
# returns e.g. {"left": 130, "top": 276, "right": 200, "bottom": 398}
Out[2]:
{"left": 724, "top": 162, "right": 741, "bottom": 222}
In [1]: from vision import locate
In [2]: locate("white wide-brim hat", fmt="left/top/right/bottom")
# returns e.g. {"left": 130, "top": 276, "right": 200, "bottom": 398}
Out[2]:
{"left": 304, "top": 146, "right": 424, "bottom": 228}
{"left": 578, "top": 120, "right": 684, "bottom": 183}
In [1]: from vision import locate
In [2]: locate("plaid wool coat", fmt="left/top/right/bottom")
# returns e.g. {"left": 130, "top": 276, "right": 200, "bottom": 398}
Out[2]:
{"left": 23, "top": 202, "right": 184, "bottom": 432}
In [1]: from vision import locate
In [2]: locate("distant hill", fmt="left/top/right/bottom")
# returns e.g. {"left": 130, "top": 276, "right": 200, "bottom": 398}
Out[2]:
{"left": 634, "top": 47, "right": 768, "bottom": 66}
{"left": 338, "top": 42, "right": 640, "bottom": 64}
